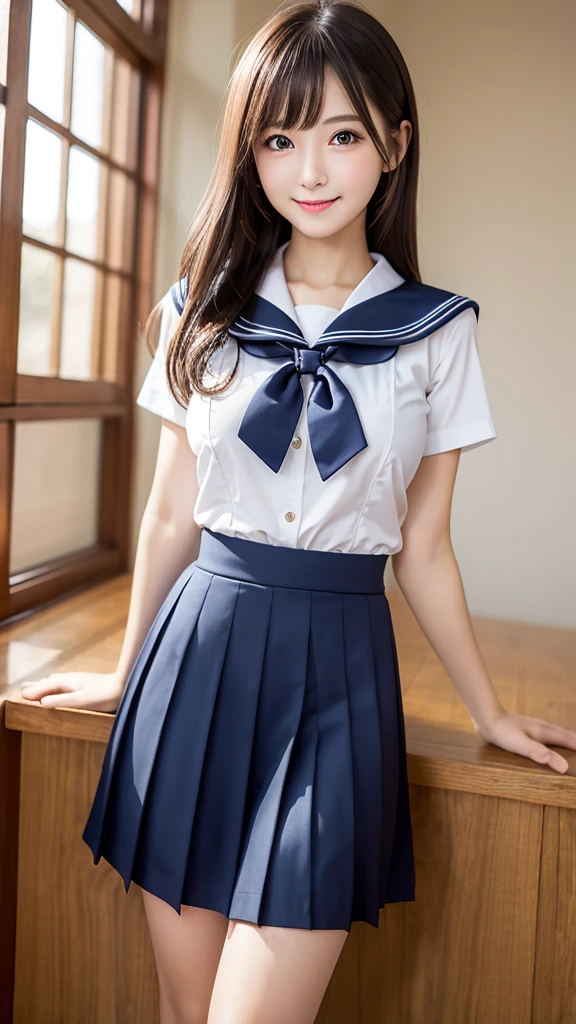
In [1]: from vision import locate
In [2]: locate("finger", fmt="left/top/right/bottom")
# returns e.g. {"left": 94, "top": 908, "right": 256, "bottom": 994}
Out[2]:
{"left": 523, "top": 720, "right": 576, "bottom": 752}
{"left": 538, "top": 725, "right": 576, "bottom": 751}
{"left": 21, "top": 679, "right": 76, "bottom": 698}
{"left": 524, "top": 741, "right": 569, "bottom": 774}
{"left": 39, "top": 690, "right": 89, "bottom": 709}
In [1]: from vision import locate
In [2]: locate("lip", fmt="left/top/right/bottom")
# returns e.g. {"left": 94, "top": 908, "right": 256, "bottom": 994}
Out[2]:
{"left": 294, "top": 198, "right": 339, "bottom": 213}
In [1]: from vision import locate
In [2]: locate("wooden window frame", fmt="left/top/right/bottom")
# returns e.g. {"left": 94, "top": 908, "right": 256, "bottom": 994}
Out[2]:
{"left": 0, "top": 0, "right": 169, "bottom": 623}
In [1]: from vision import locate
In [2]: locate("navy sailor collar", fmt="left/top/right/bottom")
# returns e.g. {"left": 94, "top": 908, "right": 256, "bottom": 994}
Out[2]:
{"left": 171, "top": 241, "right": 479, "bottom": 354}
{"left": 169, "top": 244, "right": 479, "bottom": 481}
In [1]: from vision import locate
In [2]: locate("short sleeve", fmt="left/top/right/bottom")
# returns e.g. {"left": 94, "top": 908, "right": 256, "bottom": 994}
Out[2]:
{"left": 136, "top": 287, "right": 188, "bottom": 427}
{"left": 422, "top": 307, "right": 497, "bottom": 456}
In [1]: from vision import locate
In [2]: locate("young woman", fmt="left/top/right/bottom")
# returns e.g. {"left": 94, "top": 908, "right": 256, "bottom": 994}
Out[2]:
{"left": 20, "top": 2, "right": 576, "bottom": 1022}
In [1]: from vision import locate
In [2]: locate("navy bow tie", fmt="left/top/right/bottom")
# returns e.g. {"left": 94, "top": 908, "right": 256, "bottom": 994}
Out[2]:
{"left": 225, "top": 281, "right": 479, "bottom": 481}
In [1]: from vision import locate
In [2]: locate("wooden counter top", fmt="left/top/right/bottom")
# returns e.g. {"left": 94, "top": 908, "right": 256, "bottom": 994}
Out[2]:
{"left": 2, "top": 571, "right": 575, "bottom": 804}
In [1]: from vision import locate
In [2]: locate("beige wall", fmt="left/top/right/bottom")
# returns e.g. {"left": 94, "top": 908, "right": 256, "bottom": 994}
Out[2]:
{"left": 132, "top": 0, "right": 576, "bottom": 628}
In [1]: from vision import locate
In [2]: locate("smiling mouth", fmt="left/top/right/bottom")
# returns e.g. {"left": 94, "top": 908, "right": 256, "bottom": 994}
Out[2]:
{"left": 294, "top": 198, "right": 339, "bottom": 212}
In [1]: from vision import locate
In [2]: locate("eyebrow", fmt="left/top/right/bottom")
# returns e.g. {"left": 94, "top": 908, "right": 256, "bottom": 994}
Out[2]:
{"left": 267, "top": 114, "right": 363, "bottom": 129}
{"left": 322, "top": 114, "right": 363, "bottom": 124}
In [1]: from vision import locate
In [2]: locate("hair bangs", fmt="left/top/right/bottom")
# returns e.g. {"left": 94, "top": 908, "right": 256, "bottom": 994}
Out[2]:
{"left": 249, "top": 43, "right": 328, "bottom": 147}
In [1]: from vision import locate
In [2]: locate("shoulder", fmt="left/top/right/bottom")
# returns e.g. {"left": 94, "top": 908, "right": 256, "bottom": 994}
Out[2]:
{"left": 169, "top": 277, "right": 188, "bottom": 316}
{"left": 168, "top": 259, "right": 228, "bottom": 317}
{"left": 404, "top": 279, "right": 479, "bottom": 323}
{"left": 425, "top": 304, "right": 479, "bottom": 368}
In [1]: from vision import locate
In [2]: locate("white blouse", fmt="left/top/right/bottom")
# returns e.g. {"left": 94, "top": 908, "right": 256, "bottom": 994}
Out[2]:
{"left": 137, "top": 241, "right": 497, "bottom": 555}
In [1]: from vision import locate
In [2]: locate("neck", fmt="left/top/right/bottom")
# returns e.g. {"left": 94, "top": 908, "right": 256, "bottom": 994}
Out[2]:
{"left": 283, "top": 231, "right": 376, "bottom": 309}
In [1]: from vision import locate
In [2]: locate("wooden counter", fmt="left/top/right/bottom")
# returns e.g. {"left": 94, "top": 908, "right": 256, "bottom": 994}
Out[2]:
{"left": 1, "top": 574, "right": 574, "bottom": 1023}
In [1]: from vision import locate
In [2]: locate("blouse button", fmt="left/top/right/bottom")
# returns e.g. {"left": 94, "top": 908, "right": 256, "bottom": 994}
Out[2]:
{"left": 291, "top": 436, "right": 302, "bottom": 449}
{"left": 285, "top": 511, "right": 296, "bottom": 523}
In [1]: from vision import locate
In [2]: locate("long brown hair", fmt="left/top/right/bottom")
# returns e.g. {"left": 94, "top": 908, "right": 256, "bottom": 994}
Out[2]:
{"left": 146, "top": 0, "right": 421, "bottom": 413}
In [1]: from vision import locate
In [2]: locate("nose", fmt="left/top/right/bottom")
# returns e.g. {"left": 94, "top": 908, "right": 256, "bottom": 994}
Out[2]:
{"left": 297, "top": 141, "right": 329, "bottom": 190}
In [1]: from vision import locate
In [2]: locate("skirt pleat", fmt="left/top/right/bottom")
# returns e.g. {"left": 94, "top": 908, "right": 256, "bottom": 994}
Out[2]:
{"left": 181, "top": 581, "right": 274, "bottom": 914}
{"left": 229, "top": 586, "right": 313, "bottom": 924}
{"left": 308, "top": 593, "right": 356, "bottom": 929}
{"left": 83, "top": 527, "right": 416, "bottom": 931}
{"left": 83, "top": 561, "right": 199, "bottom": 865}
{"left": 342, "top": 594, "right": 386, "bottom": 921}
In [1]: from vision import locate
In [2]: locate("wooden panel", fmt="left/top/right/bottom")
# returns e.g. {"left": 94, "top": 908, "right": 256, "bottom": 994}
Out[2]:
{"left": 0, "top": 402, "right": 126, "bottom": 421}
{"left": 0, "top": 420, "right": 13, "bottom": 617}
{"left": 13, "top": 732, "right": 159, "bottom": 1024}
{"left": 317, "top": 787, "right": 543, "bottom": 1024}
{"left": 0, "top": 0, "right": 30, "bottom": 407}
{"left": 532, "top": 805, "right": 576, "bottom": 1023}
{"left": 6, "top": 702, "right": 114, "bottom": 744}
{"left": 0, "top": 710, "right": 21, "bottom": 1024}
{"left": 14, "top": 375, "right": 123, "bottom": 405}
{"left": 8, "top": 546, "right": 124, "bottom": 619}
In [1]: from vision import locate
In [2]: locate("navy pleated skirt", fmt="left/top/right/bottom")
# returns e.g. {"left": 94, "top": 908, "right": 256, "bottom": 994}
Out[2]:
{"left": 82, "top": 527, "right": 416, "bottom": 931}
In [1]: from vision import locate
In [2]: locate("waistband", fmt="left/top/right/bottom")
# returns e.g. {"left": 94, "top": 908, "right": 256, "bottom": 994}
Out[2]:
{"left": 195, "top": 528, "right": 388, "bottom": 595}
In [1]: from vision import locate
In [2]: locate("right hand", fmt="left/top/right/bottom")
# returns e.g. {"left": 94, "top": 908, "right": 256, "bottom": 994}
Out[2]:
{"left": 19, "top": 671, "right": 124, "bottom": 713}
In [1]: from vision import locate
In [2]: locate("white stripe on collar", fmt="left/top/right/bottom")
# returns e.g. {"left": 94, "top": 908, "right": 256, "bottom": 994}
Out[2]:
{"left": 255, "top": 240, "right": 405, "bottom": 323}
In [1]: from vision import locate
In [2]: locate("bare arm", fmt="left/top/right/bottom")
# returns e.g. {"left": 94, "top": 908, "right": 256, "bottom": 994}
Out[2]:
{"left": 21, "top": 419, "right": 201, "bottom": 711}
{"left": 114, "top": 419, "right": 202, "bottom": 691}
{"left": 392, "top": 449, "right": 576, "bottom": 774}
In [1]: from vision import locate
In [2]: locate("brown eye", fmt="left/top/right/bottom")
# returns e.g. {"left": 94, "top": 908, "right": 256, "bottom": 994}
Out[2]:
{"left": 331, "top": 130, "right": 360, "bottom": 146}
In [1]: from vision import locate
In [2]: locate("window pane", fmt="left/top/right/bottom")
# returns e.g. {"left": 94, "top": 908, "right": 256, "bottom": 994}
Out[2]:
{"left": 66, "top": 145, "right": 100, "bottom": 258}
{"left": 18, "top": 243, "right": 58, "bottom": 376}
{"left": 107, "top": 168, "right": 135, "bottom": 271}
{"left": 0, "top": 0, "right": 10, "bottom": 85}
{"left": 113, "top": 0, "right": 141, "bottom": 19}
{"left": 111, "top": 56, "right": 140, "bottom": 170}
{"left": 70, "top": 21, "right": 106, "bottom": 150}
{"left": 10, "top": 418, "right": 102, "bottom": 575}
{"left": 102, "top": 273, "right": 129, "bottom": 383}
{"left": 22, "top": 119, "right": 63, "bottom": 245}
{"left": 27, "top": 0, "right": 67, "bottom": 123}
{"left": 60, "top": 257, "right": 97, "bottom": 379}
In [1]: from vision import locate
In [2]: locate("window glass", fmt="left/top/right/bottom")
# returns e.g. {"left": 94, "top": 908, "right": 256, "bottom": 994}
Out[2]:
{"left": 27, "top": 0, "right": 67, "bottom": 123}
{"left": 66, "top": 145, "right": 101, "bottom": 258}
{"left": 101, "top": 272, "right": 128, "bottom": 383}
{"left": 0, "top": 0, "right": 11, "bottom": 85}
{"left": 70, "top": 21, "right": 106, "bottom": 149}
{"left": 60, "top": 257, "right": 97, "bottom": 380}
{"left": 22, "top": 119, "right": 63, "bottom": 245}
{"left": 17, "top": 243, "right": 58, "bottom": 376}
{"left": 10, "top": 418, "right": 102, "bottom": 574}
{"left": 113, "top": 0, "right": 142, "bottom": 20}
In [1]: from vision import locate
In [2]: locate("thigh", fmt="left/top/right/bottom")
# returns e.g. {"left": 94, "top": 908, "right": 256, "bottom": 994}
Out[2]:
{"left": 208, "top": 920, "right": 348, "bottom": 1024}
{"left": 137, "top": 885, "right": 228, "bottom": 1023}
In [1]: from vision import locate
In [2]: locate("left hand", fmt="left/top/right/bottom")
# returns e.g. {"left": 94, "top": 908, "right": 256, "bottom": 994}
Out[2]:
{"left": 475, "top": 711, "right": 576, "bottom": 774}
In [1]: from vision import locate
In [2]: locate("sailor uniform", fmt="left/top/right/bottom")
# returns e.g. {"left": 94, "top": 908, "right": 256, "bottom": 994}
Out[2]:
{"left": 82, "top": 241, "right": 497, "bottom": 930}
{"left": 133, "top": 241, "right": 496, "bottom": 553}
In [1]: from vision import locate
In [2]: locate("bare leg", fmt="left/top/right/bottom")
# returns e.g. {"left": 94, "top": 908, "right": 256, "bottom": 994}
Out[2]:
{"left": 137, "top": 886, "right": 228, "bottom": 1024}
{"left": 207, "top": 920, "right": 348, "bottom": 1024}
